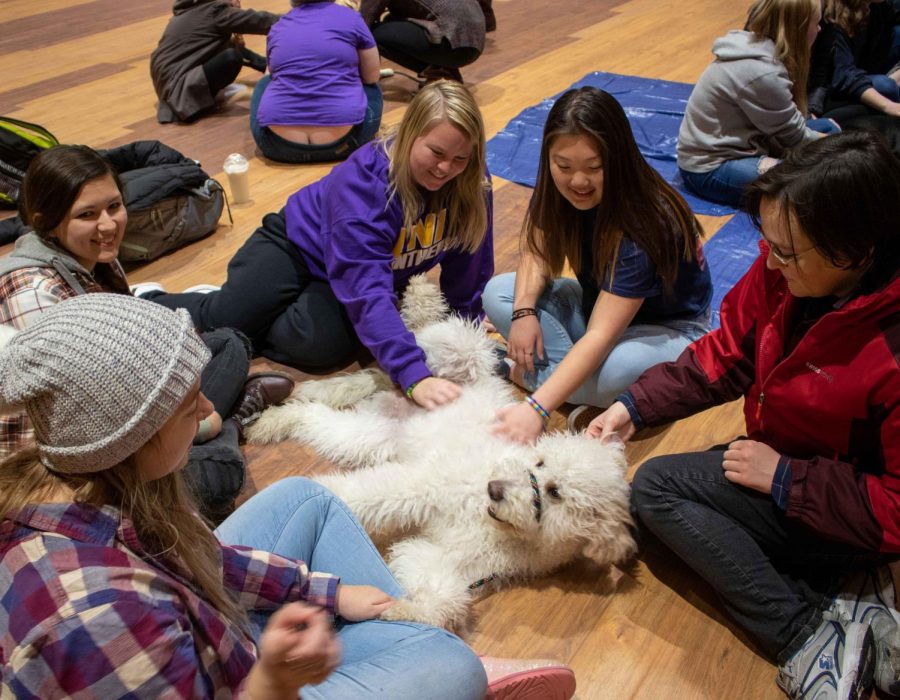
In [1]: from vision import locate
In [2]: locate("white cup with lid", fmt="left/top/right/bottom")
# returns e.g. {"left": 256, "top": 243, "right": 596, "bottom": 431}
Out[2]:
{"left": 223, "top": 153, "right": 250, "bottom": 204}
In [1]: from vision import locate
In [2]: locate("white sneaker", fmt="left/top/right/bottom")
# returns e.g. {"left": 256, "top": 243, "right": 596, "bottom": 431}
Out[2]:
{"left": 129, "top": 282, "right": 166, "bottom": 297}
{"left": 776, "top": 619, "right": 875, "bottom": 699}
{"left": 183, "top": 284, "right": 221, "bottom": 294}
{"left": 218, "top": 83, "right": 250, "bottom": 104}
{"left": 823, "top": 567, "right": 900, "bottom": 695}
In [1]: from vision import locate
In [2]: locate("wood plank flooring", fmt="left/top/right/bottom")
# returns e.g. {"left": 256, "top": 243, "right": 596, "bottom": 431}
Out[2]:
{"left": 1, "top": 0, "right": 789, "bottom": 697}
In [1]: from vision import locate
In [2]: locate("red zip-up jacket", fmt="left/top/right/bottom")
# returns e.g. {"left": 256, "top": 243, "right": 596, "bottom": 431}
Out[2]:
{"left": 627, "top": 244, "right": 900, "bottom": 553}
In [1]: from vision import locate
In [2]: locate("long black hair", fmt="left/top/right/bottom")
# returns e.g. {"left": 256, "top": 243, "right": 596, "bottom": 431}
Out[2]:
{"left": 524, "top": 87, "right": 700, "bottom": 293}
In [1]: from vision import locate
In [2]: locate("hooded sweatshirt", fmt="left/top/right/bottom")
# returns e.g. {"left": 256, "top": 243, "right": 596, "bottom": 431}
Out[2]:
{"left": 0, "top": 233, "right": 129, "bottom": 456}
{"left": 150, "top": 0, "right": 279, "bottom": 123}
{"left": 677, "top": 30, "right": 820, "bottom": 173}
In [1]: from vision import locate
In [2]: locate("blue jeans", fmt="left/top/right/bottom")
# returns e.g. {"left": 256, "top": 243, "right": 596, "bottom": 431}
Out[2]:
{"left": 869, "top": 73, "right": 900, "bottom": 102}
{"left": 482, "top": 272, "right": 710, "bottom": 407}
{"left": 215, "top": 477, "right": 488, "bottom": 699}
{"left": 631, "top": 450, "right": 891, "bottom": 664}
{"left": 680, "top": 157, "right": 763, "bottom": 208}
{"left": 250, "top": 74, "right": 383, "bottom": 163}
{"left": 680, "top": 118, "right": 840, "bottom": 207}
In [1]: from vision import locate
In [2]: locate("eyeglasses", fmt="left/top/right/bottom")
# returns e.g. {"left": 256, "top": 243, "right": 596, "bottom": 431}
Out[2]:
{"left": 759, "top": 233, "right": 816, "bottom": 266}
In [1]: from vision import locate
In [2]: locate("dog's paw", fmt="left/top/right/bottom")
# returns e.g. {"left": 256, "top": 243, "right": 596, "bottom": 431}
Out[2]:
{"left": 379, "top": 596, "right": 469, "bottom": 634}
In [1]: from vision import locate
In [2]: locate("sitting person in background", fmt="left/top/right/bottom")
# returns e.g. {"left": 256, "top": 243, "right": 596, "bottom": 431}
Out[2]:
{"left": 808, "top": 0, "right": 900, "bottom": 118}
{"left": 592, "top": 132, "right": 900, "bottom": 700}
{"left": 360, "top": 0, "right": 486, "bottom": 83}
{"left": 0, "top": 293, "right": 577, "bottom": 699}
{"left": 0, "top": 144, "right": 293, "bottom": 521}
{"left": 151, "top": 0, "right": 278, "bottom": 124}
{"left": 678, "top": 0, "right": 839, "bottom": 207}
{"left": 251, "top": 0, "right": 383, "bottom": 164}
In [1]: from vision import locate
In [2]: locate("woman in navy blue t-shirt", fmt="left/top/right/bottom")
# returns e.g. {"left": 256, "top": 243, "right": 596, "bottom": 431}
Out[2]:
{"left": 483, "top": 87, "right": 713, "bottom": 443}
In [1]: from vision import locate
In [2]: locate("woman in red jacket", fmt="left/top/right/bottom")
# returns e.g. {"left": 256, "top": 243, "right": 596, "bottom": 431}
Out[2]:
{"left": 589, "top": 132, "right": 900, "bottom": 700}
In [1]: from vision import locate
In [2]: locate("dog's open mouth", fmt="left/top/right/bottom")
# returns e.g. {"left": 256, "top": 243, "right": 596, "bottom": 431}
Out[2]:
{"left": 487, "top": 506, "right": 506, "bottom": 524}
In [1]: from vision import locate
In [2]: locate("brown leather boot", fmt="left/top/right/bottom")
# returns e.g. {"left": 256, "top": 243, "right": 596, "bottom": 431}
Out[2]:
{"left": 231, "top": 372, "right": 295, "bottom": 442}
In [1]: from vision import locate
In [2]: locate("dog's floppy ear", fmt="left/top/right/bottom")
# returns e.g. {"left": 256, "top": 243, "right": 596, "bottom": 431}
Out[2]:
{"left": 581, "top": 507, "right": 637, "bottom": 567}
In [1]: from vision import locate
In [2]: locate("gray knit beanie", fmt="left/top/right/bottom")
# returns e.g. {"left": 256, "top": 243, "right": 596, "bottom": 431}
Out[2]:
{"left": 0, "top": 294, "right": 210, "bottom": 474}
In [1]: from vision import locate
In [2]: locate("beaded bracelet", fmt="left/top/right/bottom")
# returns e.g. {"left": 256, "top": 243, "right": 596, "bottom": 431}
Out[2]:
{"left": 405, "top": 381, "right": 420, "bottom": 399}
{"left": 511, "top": 307, "right": 537, "bottom": 322}
{"left": 524, "top": 395, "right": 550, "bottom": 421}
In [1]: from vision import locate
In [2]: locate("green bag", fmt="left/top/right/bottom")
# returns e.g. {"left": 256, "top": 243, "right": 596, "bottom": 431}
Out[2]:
{"left": 0, "top": 117, "right": 59, "bottom": 209}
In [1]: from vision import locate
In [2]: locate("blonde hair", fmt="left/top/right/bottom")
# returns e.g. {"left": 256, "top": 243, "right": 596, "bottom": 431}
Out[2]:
{"left": 745, "top": 0, "right": 820, "bottom": 114}
{"left": 383, "top": 80, "right": 489, "bottom": 254}
{"left": 0, "top": 447, "right": 249, "bottom": 632}
{"left": 823, "top": 0, "right": 869, "bottom": 36}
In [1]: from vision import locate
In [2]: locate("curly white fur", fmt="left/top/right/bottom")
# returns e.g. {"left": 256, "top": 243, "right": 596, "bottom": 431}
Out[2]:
{"left": 246, "top": 277, "right": 636, "bottom": 631}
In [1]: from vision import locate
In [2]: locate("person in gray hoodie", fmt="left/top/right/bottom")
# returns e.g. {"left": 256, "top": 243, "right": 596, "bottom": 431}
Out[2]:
{"left": 677, "top": 0, "right": 839, "bottom": 207}
{"left": 150, "top": 0, "right": 279, "bottom": 123}
{"left": 0, "top": 145, "right": 293, "bottom": 522}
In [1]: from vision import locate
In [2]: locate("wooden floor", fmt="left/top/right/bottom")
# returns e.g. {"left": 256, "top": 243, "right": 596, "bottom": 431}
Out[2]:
{"left": 1, "top": 0, "right": 787, "bottom": 697}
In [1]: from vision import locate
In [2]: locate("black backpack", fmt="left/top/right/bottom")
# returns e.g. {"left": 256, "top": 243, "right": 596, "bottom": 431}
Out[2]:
{"left": 100, "top": 141, "right": 229, "bottom": 263}
{"left": 0, "top": 117, "right": 59, "bottom": 209}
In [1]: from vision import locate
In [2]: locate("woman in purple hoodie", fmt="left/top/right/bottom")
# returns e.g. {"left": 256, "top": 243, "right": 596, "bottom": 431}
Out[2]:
{"left": 151, "top": 80, "right": 493, "bottom": 410}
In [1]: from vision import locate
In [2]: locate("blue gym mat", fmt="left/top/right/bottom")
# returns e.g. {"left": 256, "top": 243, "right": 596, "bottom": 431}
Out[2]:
{"left": 486, "top": 71, "right": 761, "bottom": 328}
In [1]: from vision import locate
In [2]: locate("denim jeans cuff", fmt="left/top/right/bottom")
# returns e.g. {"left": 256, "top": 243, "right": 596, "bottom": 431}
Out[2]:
{"left": 775, "top": 605, "right": 825, "bottom": 666}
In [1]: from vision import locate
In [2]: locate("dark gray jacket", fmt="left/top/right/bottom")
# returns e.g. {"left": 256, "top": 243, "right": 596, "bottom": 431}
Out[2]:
{"left": 360, "top": 0, "right": 485, "bottom": 51}
{"left": 150, "top": 0, "right": 278, "bottom": 123}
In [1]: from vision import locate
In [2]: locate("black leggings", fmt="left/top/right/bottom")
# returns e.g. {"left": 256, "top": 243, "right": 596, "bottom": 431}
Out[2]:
{"left": 201, "top": 47, "right": 266, "bottom": 96}
{"left": 149, "top": 210, "right": 361, "bottom": 371}
{"left": 372, "top": 19, "right": 481, "bottom": 73}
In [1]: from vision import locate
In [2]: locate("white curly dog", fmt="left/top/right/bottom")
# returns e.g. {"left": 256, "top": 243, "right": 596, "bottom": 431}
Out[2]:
{"left": 248, "top": 277, "right": 636, "bottom": 631}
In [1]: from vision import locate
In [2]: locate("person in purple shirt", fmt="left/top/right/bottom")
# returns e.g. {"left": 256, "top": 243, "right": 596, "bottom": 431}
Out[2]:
{"left": 482, "top": 87, "right": 713, "bottom": 443}
{"left": 152, "top": 80, "right": 494, "bottom": 410}
{"left": 250, "top": 0, "right": 384, "bottom": 163}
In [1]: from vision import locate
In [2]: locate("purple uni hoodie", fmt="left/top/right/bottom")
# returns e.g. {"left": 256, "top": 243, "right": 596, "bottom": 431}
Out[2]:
{"left": 284, "top": 141, "right": 494, "bottom": 391}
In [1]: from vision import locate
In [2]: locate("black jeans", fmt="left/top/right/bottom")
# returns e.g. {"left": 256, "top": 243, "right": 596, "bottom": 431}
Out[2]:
{"left": 630, "top": 449, "right": 892, "bottom": 664}
{"left": 372, "top": 20, "right": 481, "bottom": 73}
{"left": 184, "top": 328, "right": 251, "bottom": 522}
{"left": 198, "top": 328, "right": 251, "bottom": 416}
{"left": 150, "top": 210, "right": 360, "bottom": 370}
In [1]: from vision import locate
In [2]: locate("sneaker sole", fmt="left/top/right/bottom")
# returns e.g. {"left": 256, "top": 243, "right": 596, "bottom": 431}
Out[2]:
{"left": 485, "top": 667, "right": 575, "bottom": 700}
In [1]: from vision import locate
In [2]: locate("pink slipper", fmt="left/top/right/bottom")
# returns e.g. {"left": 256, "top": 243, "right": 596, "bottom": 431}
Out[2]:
{"left": 481, "top": 656, "right": 576, "bottom": 700}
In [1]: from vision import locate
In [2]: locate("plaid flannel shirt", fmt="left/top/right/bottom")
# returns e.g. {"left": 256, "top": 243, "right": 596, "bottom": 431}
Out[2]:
{"left": 0, "top": 267, "right": 107, "bottom": 457}
{"left": 0, "top": 503, "right": 340, "bottom": 699}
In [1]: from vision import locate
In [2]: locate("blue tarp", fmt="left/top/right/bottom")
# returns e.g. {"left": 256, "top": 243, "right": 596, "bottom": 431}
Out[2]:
{"left": 486, "top": 71, "right": 739, "bottom": 217}
{"left": 486, "top": 71, "right": 760, "bottom": 328}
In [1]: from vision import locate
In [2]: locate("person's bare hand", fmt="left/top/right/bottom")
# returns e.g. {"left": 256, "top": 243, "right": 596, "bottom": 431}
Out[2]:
{"left": 250, "top": 603, "right": 340, "bottom": 697}
{"left": 721, "top": 439, "right": 780, "bottom": 493}
{"left": 335, "top": 584, "right": 394, "bottom": 622}
{"left": 410, "top": 377, "right": 462, "bottom": 409}
{"left": 481, "top": 317, "right": 498, "bottom": 333}
{"left": 585, "top": 401, "right": 636, "bottom": 442}
{"left": 507, "top": 315, "right": 543, "bottom": 373}
{"left": 490, "top": 402, "right": 545, "bottom": 444}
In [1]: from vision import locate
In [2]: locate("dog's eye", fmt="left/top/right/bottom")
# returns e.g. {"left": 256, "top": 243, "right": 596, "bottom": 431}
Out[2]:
{"left": 546, "top": 485, "right": 561, "bottom": 499}
{"left": 535, "top": 460, "right": 545, "bottom": 469}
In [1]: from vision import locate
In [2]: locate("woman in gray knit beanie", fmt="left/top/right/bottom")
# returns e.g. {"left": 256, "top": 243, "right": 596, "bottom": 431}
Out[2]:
{"left": 0, "top": 292, "right": 548, "bottom": 700}
{"left": 0, "top": 293, "right": 574, "bottom": 699}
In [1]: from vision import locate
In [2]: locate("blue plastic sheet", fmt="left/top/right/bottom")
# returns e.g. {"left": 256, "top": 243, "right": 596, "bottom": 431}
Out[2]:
{"left": 703, "top": 213, "right": 761, "bottom": 329}
{"left": 486, "top": 71, "right": 738, "bottom": 217}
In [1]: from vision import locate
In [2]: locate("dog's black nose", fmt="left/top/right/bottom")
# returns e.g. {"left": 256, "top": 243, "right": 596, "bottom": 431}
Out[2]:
{"left": 488, "top": 480, "right": 504, "bottom": 502}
